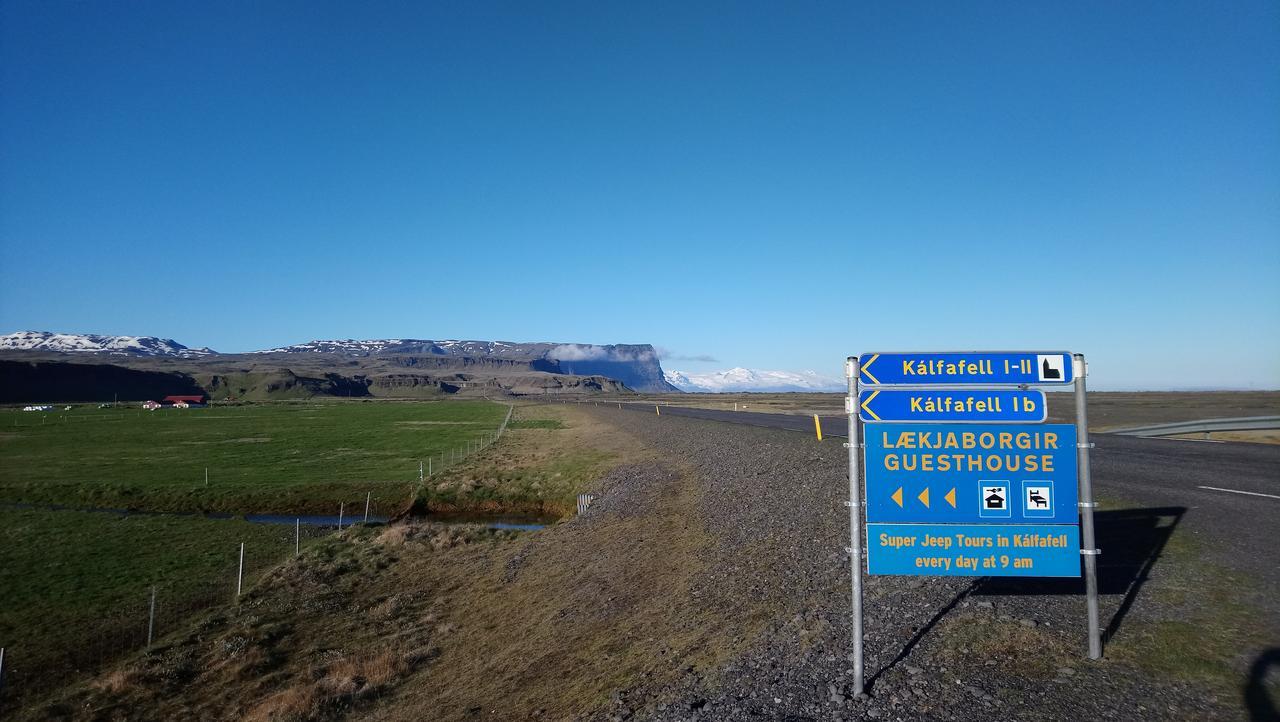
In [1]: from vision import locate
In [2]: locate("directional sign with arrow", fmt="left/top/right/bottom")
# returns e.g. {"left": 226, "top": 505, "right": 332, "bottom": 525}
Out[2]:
{"left": 858, "top": 389, "right": 1047, "bottom": 423}
{"left": 859, "top": 352, "right": 1073, "bottom": 386}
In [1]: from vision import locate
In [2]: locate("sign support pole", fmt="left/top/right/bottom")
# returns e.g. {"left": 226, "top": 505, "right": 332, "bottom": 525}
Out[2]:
{"left": 845, "top": 357, "right": 865, "bottom": 696}
{"left": 1073, "top": 353, "right": 1102, "bottom": 659}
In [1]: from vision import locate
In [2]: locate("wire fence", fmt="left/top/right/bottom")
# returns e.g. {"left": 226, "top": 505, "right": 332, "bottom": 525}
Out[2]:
{"left": 0, "top": 497, "right": 399, "bottom": 715}
{"left": 414, "top": 403, "right": 512, "bottom": 481}
{"left": 0, "top": 401, "right": 516, "bottom": 714}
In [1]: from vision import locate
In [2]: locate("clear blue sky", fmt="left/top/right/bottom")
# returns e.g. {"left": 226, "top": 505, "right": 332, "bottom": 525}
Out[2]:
{"left": 2, "top": 2, "right": 1277, "bottom": 389}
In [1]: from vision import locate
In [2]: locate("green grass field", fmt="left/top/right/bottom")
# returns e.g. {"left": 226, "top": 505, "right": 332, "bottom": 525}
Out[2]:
{"left": 0, "top": 400, "right": 508, "bottom": 514}
{"left": 0, "top": 506, "right": 320, "bottom": 707}
{"left": 0, "top": 399, "right": 513, "bottom": 711}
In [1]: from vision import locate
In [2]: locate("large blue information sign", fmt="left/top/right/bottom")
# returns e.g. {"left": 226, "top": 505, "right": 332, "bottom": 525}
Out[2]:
{"left": 864, "top": 423, "right": 1078, "bottom": 525}
{"left": 856, "top": 351, "right": 1083, "bottom": 579}
{"left": 859, "top": 352, "right": 1073, "bottom": 386}
{"left": 866, "top": 524, "right": 1082, "bottom": 577}
{"left": 858, "top": 389, "right": 1047, "bottom": 423}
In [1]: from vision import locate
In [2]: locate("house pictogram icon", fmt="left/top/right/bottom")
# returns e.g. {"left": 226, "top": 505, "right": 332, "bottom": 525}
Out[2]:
{"left": 985, "top": 491, "right": 1004, "bottom": 509}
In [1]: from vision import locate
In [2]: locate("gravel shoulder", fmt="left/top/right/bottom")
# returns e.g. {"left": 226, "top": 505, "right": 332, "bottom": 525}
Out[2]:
{"left": 578, "top": 406, "right": 1270, "bottom": 721}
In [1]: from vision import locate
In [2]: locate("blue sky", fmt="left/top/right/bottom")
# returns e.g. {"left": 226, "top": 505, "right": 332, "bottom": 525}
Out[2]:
{"left": 1, "top": 1, "right": 1277, "bottom": 389}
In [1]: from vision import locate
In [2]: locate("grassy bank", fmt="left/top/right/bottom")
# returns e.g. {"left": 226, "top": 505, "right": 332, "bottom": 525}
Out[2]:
{"left": 0, "top": 506, "right": 320, "bottom": 711}
{"left": 0, "top": 400, "right": 507, "bottom": 513}
{"left": 405, "top": 403, "right": 629, "bottom": 518}
{"left": 0, "top": 399, "right": 515, "bottom": 712}
{"left": 21, "top": 403, "right": 729, "bottom": 722}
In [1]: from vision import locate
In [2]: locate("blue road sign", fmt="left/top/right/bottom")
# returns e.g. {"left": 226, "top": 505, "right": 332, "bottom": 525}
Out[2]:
{"left": 864, "top": 424, "right": 1078, "bottom": 524}
{"left": 858, "top": 389, "right": 1047, "bottom": 423}
{"left": 859, "top": 352, "right": 1073, "bottom": 386}
{"left": 867, "top": 524, "right": 1081, "bottom": 577}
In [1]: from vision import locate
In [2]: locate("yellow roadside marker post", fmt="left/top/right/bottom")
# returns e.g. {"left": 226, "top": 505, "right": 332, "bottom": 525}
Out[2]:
{"left": 655, "top": 405, "right": 660, "bottom": 416}
{"left": 814, "top": 414, "right": 823, "bottom": 441}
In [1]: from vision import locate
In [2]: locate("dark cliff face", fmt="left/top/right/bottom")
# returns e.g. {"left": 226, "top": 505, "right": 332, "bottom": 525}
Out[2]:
{"left": 0, "top": 360, "right": 204, "bottom": 403}
{"left": 542, "top": 344, "right": 680, "bottom": 393}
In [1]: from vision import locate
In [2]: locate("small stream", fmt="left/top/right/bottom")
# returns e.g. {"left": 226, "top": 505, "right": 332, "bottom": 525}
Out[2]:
{"left": 2, "top": 503, "right": 551, "bottom": 531}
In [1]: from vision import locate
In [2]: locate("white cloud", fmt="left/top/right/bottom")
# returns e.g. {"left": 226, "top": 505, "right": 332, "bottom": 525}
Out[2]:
{"left": 548, "top": 344, "right": 656, "bottom": 362}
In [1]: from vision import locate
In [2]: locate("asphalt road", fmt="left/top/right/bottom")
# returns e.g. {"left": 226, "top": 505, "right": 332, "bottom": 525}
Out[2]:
{"left": 595, "top": 400, "right": 1280, "bottom": 588}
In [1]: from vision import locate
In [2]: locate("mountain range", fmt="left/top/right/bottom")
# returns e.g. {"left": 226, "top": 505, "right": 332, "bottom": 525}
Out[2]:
{"left": 0, "top": 331, "right": 679, "bottom": 402}
{"left": 1, "top": 332, "right": 840, "bottom": 400}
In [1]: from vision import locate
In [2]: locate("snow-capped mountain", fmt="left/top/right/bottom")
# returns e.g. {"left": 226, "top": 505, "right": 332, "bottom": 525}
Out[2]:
{"left": 0, "top": 331, "right": 215, "bottom": 357}
{"left": 251, "top": 339, "right": 522, "bottom": 356}
{"left": 664, "top": 367, "right": 844, "bottom": 393}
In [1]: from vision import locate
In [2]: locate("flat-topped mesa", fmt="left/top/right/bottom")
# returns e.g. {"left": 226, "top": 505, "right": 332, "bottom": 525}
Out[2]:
{"left": 250, "top": 339, "right": 680, "bottom": 393}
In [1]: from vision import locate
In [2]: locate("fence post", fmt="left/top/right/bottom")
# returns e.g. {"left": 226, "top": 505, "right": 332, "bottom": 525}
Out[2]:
{"left": 428, "top": 458, "right": 432, "bottom": 476}
{"left": 236, "top": 542, "right": 245, "bottom": 597}
{"left": 146, "top": 586, "right": 157, "bottom": 647}
{"left": 364, "top": 492, "right": 371, "bottom": 523}
{"left": 338, "top": 503, "right": 344, "bottom": 531}
{"left": 419, "top": 461, "right": 424, "bottom": 482}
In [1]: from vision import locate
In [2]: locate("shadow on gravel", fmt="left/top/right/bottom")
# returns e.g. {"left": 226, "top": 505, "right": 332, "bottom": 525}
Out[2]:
{"left": 1245, "top": 648, "right": 1280, "bottom": 722}
{"left": 969, "top": 506, "right": 1186, "bottom": 643}
{"left": 867, "top": 581, "right": 980, "bottom": 694}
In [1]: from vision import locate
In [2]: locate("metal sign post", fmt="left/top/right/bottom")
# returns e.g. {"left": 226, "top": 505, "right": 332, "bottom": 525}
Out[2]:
{"left": 1074, "top": 354, "right": 1102, "bottom": 659}
{"left": 845, "top": 357, "right": 865, "bottom": 697}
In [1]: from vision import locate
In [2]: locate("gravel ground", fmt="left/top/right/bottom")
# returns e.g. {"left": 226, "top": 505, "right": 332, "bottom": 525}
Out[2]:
{"left": 575, "top": 406, "right": 1244, "bottom": 722}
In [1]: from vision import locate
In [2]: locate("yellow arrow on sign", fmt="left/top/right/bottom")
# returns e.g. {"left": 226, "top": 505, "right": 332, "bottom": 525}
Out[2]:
{"left": 860, "top": 390, "right": 881, "bottom": 421}
{"left": 861, "top": 354, "right": 881, "bottom": 385}
{"left": 918, "top": 487, "right": 930, "bottom": 508}
{"left": 891, "top": 487, "right": 904, "bottom": 507}
{"left": 945, "top": 488, "right": 957, "bottom": 508}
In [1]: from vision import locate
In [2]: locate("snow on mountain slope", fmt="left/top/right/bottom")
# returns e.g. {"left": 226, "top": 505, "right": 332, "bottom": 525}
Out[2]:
{"left": 0, "top": 331, "right": 214, "bottom": 357}
{"left": 664, "top": 367, "right": 843, "bottom": 393}
{"left": 252, "top": 339, "right": 541, "bottom": 357}
{"left": 251, "top": 339, "right": 412, "bottom": 354}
